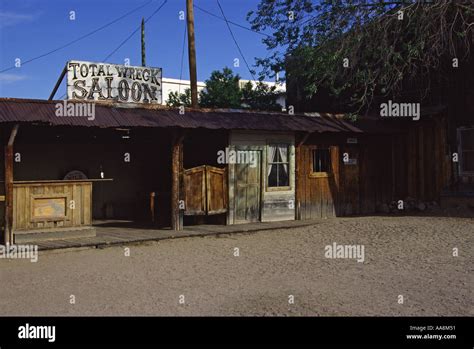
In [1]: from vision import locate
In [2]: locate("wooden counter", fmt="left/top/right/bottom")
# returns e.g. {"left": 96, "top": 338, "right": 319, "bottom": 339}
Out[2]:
{"left": 12, "top": 180, "right": 108, "bottom": 231}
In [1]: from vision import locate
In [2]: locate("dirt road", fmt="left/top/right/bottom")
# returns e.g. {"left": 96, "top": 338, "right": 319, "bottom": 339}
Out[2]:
{"left": 0, "top": 216, "right": 471, "bottom": 316}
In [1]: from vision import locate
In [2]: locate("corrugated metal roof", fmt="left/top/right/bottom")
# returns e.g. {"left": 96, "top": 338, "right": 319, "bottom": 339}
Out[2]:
{"left": 0, "top": 98, "right": 392, "bottom": 133}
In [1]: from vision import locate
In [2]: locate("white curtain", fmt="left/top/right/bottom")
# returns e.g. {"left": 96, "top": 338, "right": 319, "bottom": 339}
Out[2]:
{"left": 279, "top": 145, "right": 288, "bottom": 175}
{"left": 267, "top": 145, "right": 277, "bottom": 177}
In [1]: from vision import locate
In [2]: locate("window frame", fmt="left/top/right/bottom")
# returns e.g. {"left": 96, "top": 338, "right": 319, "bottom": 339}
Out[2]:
{"left": 458, "top": 127, "right": 474, "bottom": 176}
{"left": 266, "top": 143, "right": 291, "bottom": 191}
{"left": 310, "top": 147, "right": 333, "bottom": 178}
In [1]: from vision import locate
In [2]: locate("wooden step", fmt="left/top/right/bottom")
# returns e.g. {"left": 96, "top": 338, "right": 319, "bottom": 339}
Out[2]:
{"left": 14, "top": 226, "right": 96, "bottom": 244}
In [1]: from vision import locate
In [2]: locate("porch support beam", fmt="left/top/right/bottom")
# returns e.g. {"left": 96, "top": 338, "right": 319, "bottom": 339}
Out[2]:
{"left": 4, "top": 124, "right": 19, "bottom": 245}
{"left": 297, "top": 132, "right": 311, "bottom": 147}
{"left": 171, "top": 130, "right": 185, "bottom": 231}
{"left": 48, "top": 64, "right": 67, "bottom": 100}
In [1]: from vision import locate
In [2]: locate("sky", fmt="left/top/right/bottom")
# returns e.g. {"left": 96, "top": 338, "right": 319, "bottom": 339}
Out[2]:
{"left": 0, "top": 0, "right": 275, "bottom": 99}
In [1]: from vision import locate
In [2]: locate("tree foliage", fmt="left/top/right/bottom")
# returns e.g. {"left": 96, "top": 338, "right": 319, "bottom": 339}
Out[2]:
{"left": 241, "top": 81, "right": 282, "bottom": 111}
{"left": 167, "top": 67, "right": 283, "bottom": 111}
{"left": 247, "top": 0, "right": 474, "bottom": 111}
{"left": 166, "top": 88, "right": 192, "bottom": 107}
{"left": 199, "top": 67, "right": 242, "bottom": 108}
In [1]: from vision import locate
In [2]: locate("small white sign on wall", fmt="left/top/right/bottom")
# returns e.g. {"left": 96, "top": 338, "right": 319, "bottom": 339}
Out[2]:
{"left": 345, "top": 158, "right": 357, "bottom": 165}
{"left": 347, "top": 138, "right": 358, "bottom": 144}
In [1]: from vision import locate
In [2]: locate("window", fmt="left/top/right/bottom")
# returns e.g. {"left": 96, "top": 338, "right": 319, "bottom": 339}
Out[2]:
{"left": 459, "top": 128, "right": 474, "bottom": 174}
{"left": 267, "top": 144, "right": 290, "bottom": 188}
{"left": 312, "top": 148, "right": 331, "bottom": 173}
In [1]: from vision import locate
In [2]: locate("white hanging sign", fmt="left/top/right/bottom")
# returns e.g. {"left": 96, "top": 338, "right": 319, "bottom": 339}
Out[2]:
{"left": 66, "top": 60, "right": 162, "bottom": 104}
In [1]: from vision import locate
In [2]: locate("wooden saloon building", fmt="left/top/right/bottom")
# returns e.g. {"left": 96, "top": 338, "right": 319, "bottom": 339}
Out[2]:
{"left": 0, "top": 96, "right": 453, "bottom": 245}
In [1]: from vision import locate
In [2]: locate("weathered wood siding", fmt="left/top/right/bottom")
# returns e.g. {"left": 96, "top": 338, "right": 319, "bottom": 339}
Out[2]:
{"left": 297, "top": 145, "right": 340, "bottom": 219}
{"left": 297, "top": 138, "right": 393, "bottom": 218}
{"left": 297, "top": 117, "right": 451, "bottom": 219}
{"left": 358, "top": 136, "right": 393, "bottom": 213}
{"left": 228, "top": 131, "right": 295, "bottom": 224}
{"left": 12, "top": 181, "right": 92, "bottom": 231}
{"left": 393, "top": 118, "right": 452, "bottom": 201}
{"left": 0, "top": 135, "right": 4, "bottom": 230}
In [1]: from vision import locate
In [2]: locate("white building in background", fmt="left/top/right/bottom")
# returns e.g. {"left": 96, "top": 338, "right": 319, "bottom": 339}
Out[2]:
{"left": 161, "top": 78, "right": 206, "bottom": 104}
{"left": 161, "top": 77, "right": 287, "bottom": 110}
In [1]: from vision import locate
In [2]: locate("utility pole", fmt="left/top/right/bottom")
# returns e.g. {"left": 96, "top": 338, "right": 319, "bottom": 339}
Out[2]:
{"left": 186, "top": 0, "right": 198, "bottom": 108}
{"left": 141, "top": 17, "right": 146, "bottom": 67}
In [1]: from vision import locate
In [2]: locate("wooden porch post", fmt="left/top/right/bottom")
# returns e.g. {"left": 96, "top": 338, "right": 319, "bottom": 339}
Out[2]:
{"left": 295, "top": 145, "right": 301, "bottom": 220}
{"left": 171, "top": 130, "right": 184, "bottom": 231}
{"left": 4, "top": 124, "right": 19, "bottom": 245}
{"left": 391, "top": 134, "right": 396, "bottom": 200}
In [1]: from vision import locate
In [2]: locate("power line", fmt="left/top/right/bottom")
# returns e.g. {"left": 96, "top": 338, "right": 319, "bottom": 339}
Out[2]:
{"left": 103, "top": 0, "right": 168, "bottom": 62}
{"left": 197, "top": 1, "right": 280, "bottom": 81}
{"left": 215, "top": 0, "right": 257, "bottom": 82}
{"left": 56, "top": 0, "right": 167, "bottom": 100}
{"left": 0, "top": 0, "right": 155, "bottom": 73}
{"left": 194, "top": 3, "right": 270, "bottom": 38}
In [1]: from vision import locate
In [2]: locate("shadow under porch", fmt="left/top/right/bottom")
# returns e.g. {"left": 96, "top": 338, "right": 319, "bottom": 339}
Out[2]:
{"left": 11, "top": 125, "right": 174, "bottom": 230}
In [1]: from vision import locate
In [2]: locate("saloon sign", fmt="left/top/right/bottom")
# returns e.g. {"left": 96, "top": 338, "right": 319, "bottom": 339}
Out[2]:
{"left": 66, "top": 60, "right": 162, "bottom": 104}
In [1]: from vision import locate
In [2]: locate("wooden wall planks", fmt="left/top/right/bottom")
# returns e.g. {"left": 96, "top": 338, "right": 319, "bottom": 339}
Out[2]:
{"left": 297, "top": 117, "right": 452, "bottom": 219}
{"left": 12, "top": 181, "right": 92, "bottom": 231}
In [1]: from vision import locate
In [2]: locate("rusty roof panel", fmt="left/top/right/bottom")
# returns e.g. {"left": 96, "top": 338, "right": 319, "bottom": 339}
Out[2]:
{"left": 0, "top": 98, "right": 394, "bottom": 133}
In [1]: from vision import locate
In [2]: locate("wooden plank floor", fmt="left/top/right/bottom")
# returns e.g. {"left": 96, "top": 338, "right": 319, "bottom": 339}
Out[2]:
{"left": 32, "top": 219, "right": 324, "bottom": 251}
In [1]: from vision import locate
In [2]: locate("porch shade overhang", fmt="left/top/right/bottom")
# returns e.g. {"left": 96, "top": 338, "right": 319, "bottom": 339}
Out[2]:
{"left": 0, "top": 98, "right": 395, "bottom": 134}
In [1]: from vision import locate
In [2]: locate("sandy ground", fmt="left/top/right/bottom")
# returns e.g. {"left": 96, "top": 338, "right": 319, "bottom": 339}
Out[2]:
{"left": 0, "top": 216, "right": 472, "bottom": 316}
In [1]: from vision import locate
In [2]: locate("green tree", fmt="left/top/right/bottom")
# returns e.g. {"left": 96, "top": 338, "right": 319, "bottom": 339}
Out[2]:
{"left": 241, "top": 81, "right": 282, "bottom": 111}
{"left": 166, "top": 88, "right": 192, "bottom": 107}
{"left": 166, "top": 68, "right": 284, "bottom": 111}
{"left": 199, "top": 67, "right": 242, "bottom": 108}
{"left": 248, "top": 0, "right": 474, "bottom": 111}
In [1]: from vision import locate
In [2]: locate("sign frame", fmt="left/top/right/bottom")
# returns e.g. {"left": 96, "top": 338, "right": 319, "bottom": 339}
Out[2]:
{"left": 66, "top": 60, "right": 162, "bottom": 104}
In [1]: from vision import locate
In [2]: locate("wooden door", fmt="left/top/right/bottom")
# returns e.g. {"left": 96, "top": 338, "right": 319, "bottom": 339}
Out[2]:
{"left": 297, "top": 145, "right": 340, "bottom": 219}
{"left": 206, "top": 166, "right": 227, "bottom": 215}
{"left": 234, "top": 151, "right": 261, "bottom": 223}
{"left": 184, "top": 165, "right": 227, "bottom": 216}
{"left": 183, "top": 166, "right": 206, "bottom": 216}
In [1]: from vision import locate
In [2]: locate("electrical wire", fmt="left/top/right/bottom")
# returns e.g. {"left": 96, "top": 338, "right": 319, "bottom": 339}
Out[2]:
{"left": 215, "top": 0, "right": 257, "bottom": 82}
{"left": 103, "top": 0, "right": 168, "bottom": 62}
{"left": 57, "top": 0, "right": 167, "bottom": 100}
{"left": 0, "top": 0, "right": 155, "bottom": 73}
{"left": 194, "top": 3, "right": 270, "bottom": 38}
